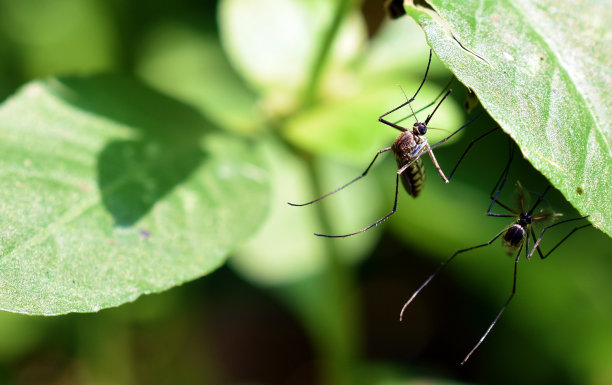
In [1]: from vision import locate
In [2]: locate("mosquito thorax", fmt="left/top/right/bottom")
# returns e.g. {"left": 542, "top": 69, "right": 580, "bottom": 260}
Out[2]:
{"left": 392, "top": 131, "right": 419, "bottom": 160}
{"left": 518, "top": 213, "right": 532, "bottom": 227}
{"left": 413, "top": 122, "right": 427, "bottom": 135}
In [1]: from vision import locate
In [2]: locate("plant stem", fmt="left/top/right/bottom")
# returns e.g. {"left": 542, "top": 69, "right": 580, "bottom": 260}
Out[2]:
{"left": 276, "top": 156, "right": 362, "bottom": 385}
{"left": 302, "top": 0, "right": 359, "bottom": 106}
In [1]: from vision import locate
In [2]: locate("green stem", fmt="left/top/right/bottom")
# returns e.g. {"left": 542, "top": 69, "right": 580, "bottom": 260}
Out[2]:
{"left": 302, "top": 0, "right": 360, "bottom": 106}
{"left": 276, "top": 156, "right": 361, "bottom": 385}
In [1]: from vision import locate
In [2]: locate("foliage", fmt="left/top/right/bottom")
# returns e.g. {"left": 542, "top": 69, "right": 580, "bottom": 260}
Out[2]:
{"left": 0, "top": 0, "right": 610, "bottom": 384}
{"left": 0, "top": 76, "right": 269, "bottom": 314}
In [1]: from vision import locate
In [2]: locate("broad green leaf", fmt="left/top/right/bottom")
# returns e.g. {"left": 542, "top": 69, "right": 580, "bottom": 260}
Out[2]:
{"left": 218, "top": 0, "right": 366, "bottom": 108}
{"left": 0, "top": 75, "right": 270, "bottom": 315}
{"left": 404, "top": 0, "right": 612, "bottom": 236}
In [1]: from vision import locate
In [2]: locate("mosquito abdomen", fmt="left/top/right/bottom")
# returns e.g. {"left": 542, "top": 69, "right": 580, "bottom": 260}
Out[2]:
{"left": 398, "top": 157, "right": 425, "bottom": 197}
{"left": 502, "top": 223, "right": 526, "bottom": 252}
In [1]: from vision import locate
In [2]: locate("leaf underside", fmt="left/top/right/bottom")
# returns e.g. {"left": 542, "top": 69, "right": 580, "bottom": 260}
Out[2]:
{"left": 405, "top": 0, "right": 611, "bottom": 237}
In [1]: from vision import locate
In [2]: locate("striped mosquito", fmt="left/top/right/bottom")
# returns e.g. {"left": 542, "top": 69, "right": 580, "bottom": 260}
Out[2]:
{"left": 289, "top": 49, "right": 497, "bottom": 237}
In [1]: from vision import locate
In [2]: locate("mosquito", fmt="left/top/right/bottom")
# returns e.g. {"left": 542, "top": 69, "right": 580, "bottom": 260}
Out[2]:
{"left": 399, "top": 140, "right": 592, "bottom": 365}
{"left": 289, "top": 49, "right": 497, "bottom": 237}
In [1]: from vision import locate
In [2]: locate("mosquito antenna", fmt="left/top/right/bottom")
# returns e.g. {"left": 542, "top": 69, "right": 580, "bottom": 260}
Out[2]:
{"left": 408, "top": 101, "right": 418, "bottom": 124}
{"left": 460, "top": 244, "right": 522, "bottom": 365}
{"left": 398, "top": 85, "right": 419, "bottom": 124}
{"left": 394, "top": 75, "right": 455, "bottom": 126}
{"left": 398, "top": 84, "right": 409, "bottom": 102}
{"left": 424, "top": 126, "right": 453, "bottom": 135}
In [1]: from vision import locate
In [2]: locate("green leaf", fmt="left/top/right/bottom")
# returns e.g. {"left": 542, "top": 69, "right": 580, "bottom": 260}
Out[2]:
{"left": 404, "top": 0, "right": 612, "bottom": 236}
{"left": 0, "top": 75, "right": 270, "bottom": 315}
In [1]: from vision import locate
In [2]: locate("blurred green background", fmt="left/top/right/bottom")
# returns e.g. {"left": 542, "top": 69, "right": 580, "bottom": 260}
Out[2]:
{"left": 0, "top": 0, "right": 611, "bottom": 384}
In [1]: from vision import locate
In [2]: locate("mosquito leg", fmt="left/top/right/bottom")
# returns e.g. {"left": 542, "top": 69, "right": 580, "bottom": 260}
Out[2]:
{"left": 460, "top": 245, "right": 522, "bottom": 365}
{"left": 530, "top": 227, "right": 545, "bottom": 259}
{"left": 423, "top": 89, "right": 452, "bottom": 125}
{"left": 288, "top": 147, "right": 392, "bottom": 206}
{"left": 524, "top": 230, "right": 531, "bottom": 259}
{"left": 411, "top": 110, "right": 487, "bottom": 185}
{"left": 410, "top": 48, "right": 433, "bottom": 102}
{"left": 527, "top": 185, "right": 552, "bottom": 215}
{"left": 445, "top": 126, "right": 500, "bottom": 181}
{"left": 315, "top": 174, "right": 400, "bottom": 238}
{"left": 425, "top": 144, "right": 449, "bottom": 183}
{"left": 399, "top": 229, "right": 506, "bottom": 321}
{"left": 416, "top": 110, "right": 487, "bottom": 184}
{"left": 427, "top": 109, "right": 485, "bottom": 153}
{"left": 487, "top": 139, "right": 518, "bottom": 217}
{"left": 528, "top": 216, "right": 591, "bottom": 259}
{"left": 378, "top": 49, "right": 433, "bottom": 131}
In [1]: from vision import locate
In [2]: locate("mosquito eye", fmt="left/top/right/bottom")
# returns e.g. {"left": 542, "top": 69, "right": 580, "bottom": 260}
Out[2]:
{"left": 413, "top": 122, "right": 427, "bottom": 135}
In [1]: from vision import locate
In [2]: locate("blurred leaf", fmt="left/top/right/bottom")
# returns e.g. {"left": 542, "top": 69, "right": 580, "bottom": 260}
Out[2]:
{"left": 284, "top": 79, "right": 465, "bottom": 164}
{"left": 404, "top": 0, "right": 612, "bottom": 236}
{"left": 136, "top": 23, "right": 260, "bottom": 134}
{"left": 232, "top": 137, "right": 381, "bottom": 285}
{"left": 0, "top": 75, "right": 270, "bottom": 314}
{"left": 231, "top": 137, "right": 330, "bottom": 285}
{"left": 284, "top": 17, "right": 468, "bottom": 165}
{"left": 0, "top": 312, "right": 48, "bottom": 360}
{"left": 359, "top": 17, "right": 449, "bottom": 78}
{"left": 0, "top": 0, "right": 116, "bottom": 77}
{"left": 218, "top": 0, "right": 366, "bottom": 108}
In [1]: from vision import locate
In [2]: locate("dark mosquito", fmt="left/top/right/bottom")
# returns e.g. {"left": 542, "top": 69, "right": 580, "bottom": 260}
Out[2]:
{"left": 289, "top": 49, "right": 497, "bottom": 238}
{"left": 399, "top": 140, "right": 592, "bottom": 365}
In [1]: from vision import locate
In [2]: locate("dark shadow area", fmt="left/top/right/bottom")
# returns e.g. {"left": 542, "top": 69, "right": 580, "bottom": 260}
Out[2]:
{"left": 50, "top": 75, "right": 212, "bottom": 226}
{"left": 97, "top": 139, "right": 203, "bottom": 226}
{"left": 359, "top": 233, "right": 575, "bottom": 385}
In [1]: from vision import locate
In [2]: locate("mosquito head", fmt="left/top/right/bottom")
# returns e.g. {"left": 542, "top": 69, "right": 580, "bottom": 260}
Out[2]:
{"left": 518, "top": 212, "right": 532, "bottom": 227}
{"left": 413, "top": 122, "right": 427, "bottom": 136}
